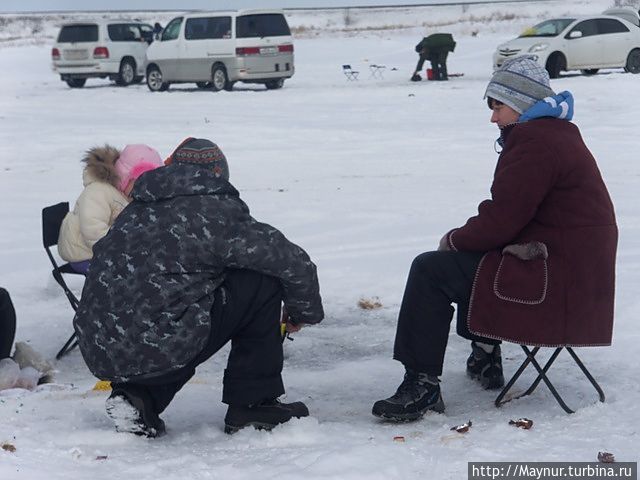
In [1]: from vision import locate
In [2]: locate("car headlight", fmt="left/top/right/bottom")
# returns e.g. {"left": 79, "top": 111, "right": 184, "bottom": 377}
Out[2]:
{"left": 528, "top": 43, "right": 549, "bottom": 53}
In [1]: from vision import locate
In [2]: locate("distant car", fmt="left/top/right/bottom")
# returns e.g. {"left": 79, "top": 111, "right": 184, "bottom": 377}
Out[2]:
{"left": 51, "top": 20, "right": 153, "bottom": 88}
{"left": 493, "top": 8, "right": 640, "bottom": 78}
{"left": 144, "top": 9, "right": 294, "bottom": 92}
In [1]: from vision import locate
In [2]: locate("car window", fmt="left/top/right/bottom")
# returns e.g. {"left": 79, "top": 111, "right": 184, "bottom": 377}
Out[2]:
{"left": 107, "top": 24, "right": 142, "bottom": 42}
{"left": 519, "top": 18, "right": 575, "bottom": 37}
{"left": 597, "top": 18, "right": 630, "bottom": 34}
{"left": 162, "top": 17, "right": 183, "bottom": 41}
{"left": 57, "top": 24, "right": 99, "bottom": 43}
{"left": 568, "top": 19, "right": 599, "bottom": 38}
{"left": 139, "top": 24, "right": 153, "bottom": 42}
{"left": 185, "top": 17, "right": 232, "bottom": 40}
{"left": 236, "top": 14, "right": 290, "bottom": 38}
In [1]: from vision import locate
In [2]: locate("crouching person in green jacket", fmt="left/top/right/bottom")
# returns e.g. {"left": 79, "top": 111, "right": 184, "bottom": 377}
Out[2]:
{"left": 73, "top": 138, "right": 324, "bottom": 437}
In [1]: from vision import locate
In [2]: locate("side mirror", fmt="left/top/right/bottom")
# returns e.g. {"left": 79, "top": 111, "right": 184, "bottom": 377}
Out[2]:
{"left": 569, "top": 30, "right": 583, "bottom": 39}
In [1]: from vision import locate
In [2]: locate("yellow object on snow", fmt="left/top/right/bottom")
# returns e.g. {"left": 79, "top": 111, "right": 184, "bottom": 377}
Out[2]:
{"left": 93, "top": 380, "right": 112, "bottom": 391}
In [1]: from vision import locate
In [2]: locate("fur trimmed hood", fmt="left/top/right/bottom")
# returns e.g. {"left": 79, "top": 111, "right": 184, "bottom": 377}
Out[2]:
{"left": 82, "top": 145, "right": 121, "bottom": 189}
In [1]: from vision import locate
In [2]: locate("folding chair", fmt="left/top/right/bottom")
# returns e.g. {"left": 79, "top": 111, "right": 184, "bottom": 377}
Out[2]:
{"left": 369, "top": 64, "right": 386, "bottom": 79}
{"left": 342, "top": 64, "right": 359, "bottom": 81}
{"left": 495, "top": 345, "right": 605, "bottom": 414}
{"left": 42, "top": 202, "right": 84, "bottom": 359}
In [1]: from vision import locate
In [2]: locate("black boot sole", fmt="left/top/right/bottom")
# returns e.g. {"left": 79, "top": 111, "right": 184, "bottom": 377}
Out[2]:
{"left": 372, "top": 396, "right": 445, "bottom": 422}
{"left": 467, "top": 370, "right": 505, "bottom": 390}
{"left": 224, "top": 421, "right": 279, "bottom": 434}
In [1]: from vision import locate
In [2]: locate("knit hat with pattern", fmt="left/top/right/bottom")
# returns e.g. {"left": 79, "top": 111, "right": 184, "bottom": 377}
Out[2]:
{"left": 484, "top": 55, "right": 555, "bottom": 114}
{"left": 168, "top": 138, "right": 229, "bottom": 181}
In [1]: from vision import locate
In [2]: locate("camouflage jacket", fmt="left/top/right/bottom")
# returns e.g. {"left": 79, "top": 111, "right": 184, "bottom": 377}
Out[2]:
{"left": 73, "top": 164, "right": 324, "bottom": 382}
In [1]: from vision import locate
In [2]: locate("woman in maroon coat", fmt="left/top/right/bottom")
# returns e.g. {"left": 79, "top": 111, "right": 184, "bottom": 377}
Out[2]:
{"left": 372, "top": 56, "right": 617, "bottom": 422}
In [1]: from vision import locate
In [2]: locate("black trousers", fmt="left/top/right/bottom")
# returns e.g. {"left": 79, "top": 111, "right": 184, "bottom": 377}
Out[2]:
{"left": 430, "top": 52, "right": 449, "bottom": 80}
{"left": 0, "top": 287, "right": 16, "bottom": 359}
{"left": 114, "top": 270, "right": 285, "bottom": 414}
{"left": 415, "top": 51, "right": 449, "bottom": 80}
{"left": 393, "top": 251, "right": 499, "bottom": 376}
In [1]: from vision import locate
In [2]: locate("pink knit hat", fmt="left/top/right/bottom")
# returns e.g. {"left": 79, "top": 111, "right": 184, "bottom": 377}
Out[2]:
{"left": 115, "top": 144, "right": 163, "bottom": 192}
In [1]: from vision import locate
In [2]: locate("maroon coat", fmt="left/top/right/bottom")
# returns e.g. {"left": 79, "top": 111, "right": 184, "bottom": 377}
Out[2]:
{"left": 444, "top": 118, "right": 617, "bottom": 347}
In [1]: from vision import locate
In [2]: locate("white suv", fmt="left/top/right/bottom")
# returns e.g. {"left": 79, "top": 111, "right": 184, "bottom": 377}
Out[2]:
{"left": 52, "top": 20, "right": 153, "bottom": 88}
{"left": 145, "top": 10, "right": 294, "bottom": 92}
{"left": 493, "top": 8, "right": 640, "bottom": 78}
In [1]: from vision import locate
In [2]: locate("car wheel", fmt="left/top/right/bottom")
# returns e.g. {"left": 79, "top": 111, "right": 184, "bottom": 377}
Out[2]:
{"left": 580, "top": 69, "right": 599, "bottom": 76}
{"left": 211, "top": 64, "right": 228, "bottom": 92}
{"left": 625, "top": 49, "right": 640, "bottom": 74}
{"left": 147, "top": 66, "right": 169, "bottom": 92}
{"left": 116, "top": 58, "right": 136, "bottom": 86}
{"left": 65, "top": 78, "right": 86, "bottom": 88}
{"left": 545, "top": 52, "right": 565, "bottom": 79}
{"left": 265, "top": 78, "right": 284, "bottom": 90}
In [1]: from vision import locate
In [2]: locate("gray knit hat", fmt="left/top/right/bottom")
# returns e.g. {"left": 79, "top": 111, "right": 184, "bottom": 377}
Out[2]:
{"left": 170, "top": 138, "right": 229, "bottom": 181}
{"left": 484, "top": 55, "right": 555, "bottom": 114}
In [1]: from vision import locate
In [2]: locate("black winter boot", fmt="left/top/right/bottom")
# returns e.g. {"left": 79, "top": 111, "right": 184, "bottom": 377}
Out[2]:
{"left": 372, "top": 369, "right": 445, "bottom": 422}
{"left": 466, "top": 341, "right": 505, "bottom": 390}
{"left": 105, "top": 386, "right": 166, "bottom": 438}
{"left": 224, "top": 398, "right": 309, "bottom": 434}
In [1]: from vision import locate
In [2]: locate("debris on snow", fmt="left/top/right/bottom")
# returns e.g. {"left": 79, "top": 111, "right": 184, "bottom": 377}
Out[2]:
{"left": 358, "top": 297, "right": 383, "bottom": 310}
{"left": 598, "top": 452, "right": 615, "bottom": 463}
{"left": 451, "top": 421, "right": 472, "bottom": 433}
{"left": 2, "top": 443, "right": 16, "bottom": 453}
{"left": 509, "top": 418, "right": 533, "bottom": 430}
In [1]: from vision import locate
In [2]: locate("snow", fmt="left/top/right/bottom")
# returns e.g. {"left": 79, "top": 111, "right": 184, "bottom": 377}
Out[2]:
{"left": 1, "top": 1, "right": 639, "bottom": 478}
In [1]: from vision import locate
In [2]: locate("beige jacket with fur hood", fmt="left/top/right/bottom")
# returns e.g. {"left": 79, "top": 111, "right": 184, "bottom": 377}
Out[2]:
{"left": 58, "top": 146, "right": 129, "bottom": 262}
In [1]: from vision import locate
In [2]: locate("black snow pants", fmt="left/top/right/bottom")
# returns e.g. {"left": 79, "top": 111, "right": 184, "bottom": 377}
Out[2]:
{"left": 0, "top": 287, "right": 16, "bottom": 359}
{"left": 113, "top": 269, "right": 285, "bottom": 414}
{"left": 393, "top": 251, "right": 499, "bottom": 376}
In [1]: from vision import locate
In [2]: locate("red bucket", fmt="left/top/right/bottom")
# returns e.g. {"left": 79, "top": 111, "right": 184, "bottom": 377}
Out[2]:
{"left": 426, "top": 68, "right": 434, "bottom": 80}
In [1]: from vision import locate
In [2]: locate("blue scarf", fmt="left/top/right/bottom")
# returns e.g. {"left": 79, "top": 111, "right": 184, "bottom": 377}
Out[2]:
{"left": 519, "top": 90, "right": 574, "bottom": 123}
{"left": 496, "top": 91, "right": 575, "bottom": 152}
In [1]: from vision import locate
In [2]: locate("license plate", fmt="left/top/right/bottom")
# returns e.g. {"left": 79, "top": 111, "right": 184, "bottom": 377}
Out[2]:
{"left": 64, "top": 49, "right": 89, "bottom": 60}
{"left": 260, "top": 46, "right": 278, "bottom": 55}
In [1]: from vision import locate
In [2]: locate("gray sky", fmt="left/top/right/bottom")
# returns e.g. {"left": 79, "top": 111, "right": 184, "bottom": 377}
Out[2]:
{"left": 1, "top": 0, "right": 494, "bottom": 13}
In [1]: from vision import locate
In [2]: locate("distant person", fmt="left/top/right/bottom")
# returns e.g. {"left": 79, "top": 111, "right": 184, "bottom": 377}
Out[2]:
{"left": 153, "top": 22, "right": 163, "bottom": 40}
{"left": 411, "top": 33, "right": 456, "bottom": 81}
{"left": 374, "top": 56, "right": 617, "bottom": 422}
{"left": 0, "top": 288, "right": 16, "bottom": 359}
{"left": 58, "top": 144, "right": 163, "bottom": 274}
{"left": 73, "top": 138, "right": 324, "bottom": 437}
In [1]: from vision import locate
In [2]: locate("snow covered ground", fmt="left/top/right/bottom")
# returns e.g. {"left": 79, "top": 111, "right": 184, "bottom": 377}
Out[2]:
{"left": 1, "top": 1, "right": 639, "bottom": 478}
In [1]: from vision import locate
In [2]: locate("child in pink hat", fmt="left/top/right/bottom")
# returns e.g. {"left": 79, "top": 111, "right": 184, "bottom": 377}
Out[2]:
{"left": 58, "top": 144, "right": 163, "bottom": 274}
{"left": 115, "top": 144, "right": 164, "bottom": 197}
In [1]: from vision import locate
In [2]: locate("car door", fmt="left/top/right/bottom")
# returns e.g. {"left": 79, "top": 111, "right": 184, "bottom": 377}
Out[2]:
{"left": 122, "top": 24, "right": 148, "bottom": 75}
{"left": 564, "top": 19, "right": 603, "bottom": 68}
{"left": 596, "top": 18, "right": 631, "bottom": 66}
{"left": 152, "top": 17, "right": 183, "bottom": 80}
{"left": 180, "top": 16, "right": 233, "bottom": 81}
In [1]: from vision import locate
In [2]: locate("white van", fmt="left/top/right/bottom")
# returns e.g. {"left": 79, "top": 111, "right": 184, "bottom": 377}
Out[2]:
{"left": 145, "top": 10, "right": 294, "bottom": 92}
{"left": 52, "top": 20, "right": 152, "bottom": 88}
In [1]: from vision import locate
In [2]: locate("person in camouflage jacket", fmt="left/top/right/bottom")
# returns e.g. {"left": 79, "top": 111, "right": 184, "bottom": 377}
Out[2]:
{"left": 73, "top": 138, "right": 324, "bottom": 436}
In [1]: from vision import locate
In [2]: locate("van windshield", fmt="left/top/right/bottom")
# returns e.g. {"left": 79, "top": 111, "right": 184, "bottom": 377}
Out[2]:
{"left": 58, "top": 24, "right": 99, "bottom": 43}
{"left": 519, "top": 18, "right": 575, "bottom": 37}
{"left": 236, "top": 14, "right": 290, "bottom": 38}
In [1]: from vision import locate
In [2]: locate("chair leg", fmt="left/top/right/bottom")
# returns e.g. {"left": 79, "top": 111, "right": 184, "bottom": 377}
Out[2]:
{"left": 495, "top": 345, "right": 605, "bottom": 414}
{"left": 566, "top": 347, "right": 605, "bottom": 403}
{"left": 56, "top": 332, "right": 78, "bottom": 360}
{"left": 495, "top": 346, "right": 538, "bottom": 408}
